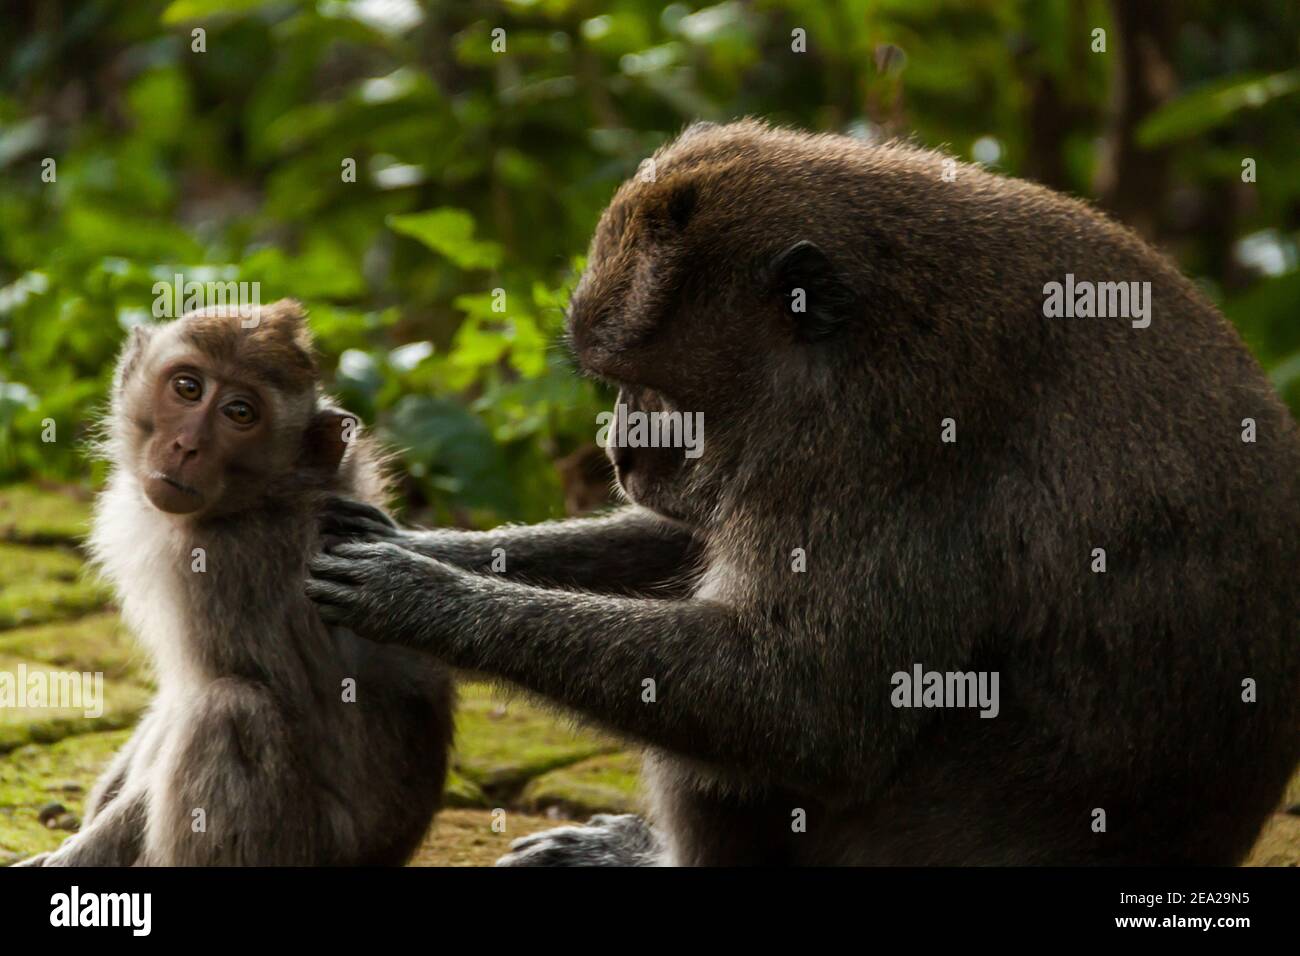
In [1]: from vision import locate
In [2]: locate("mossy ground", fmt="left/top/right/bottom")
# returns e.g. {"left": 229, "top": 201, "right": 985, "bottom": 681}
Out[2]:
{"left": 0, "top": 485, "right": 94, "bottom": 546}
{"left": 520, "top": 751, "right": 643, "bottom": 817}
{"left": 0, "top": 613, "right": 155, "bottom": 755}
{"left": 452, "top": 682, "right": 621, "bottom": 793}
{"left": 0, "top": 612, "right": 151, "bottom": 684}
{"left": 0, "top": 730, "right": 131, "bottom": 865}
{"left": 0, "top": 543, "right": 112, "bottom": 630}
{"left": 1, "top": 481, "right": 1296, "bottom": 867}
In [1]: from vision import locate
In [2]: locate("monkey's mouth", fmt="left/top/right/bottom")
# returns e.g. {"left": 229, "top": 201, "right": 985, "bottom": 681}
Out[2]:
{"left": 144, "top": 471, "right": 205, "bottom": 514}
{"left": 153, "top": 472, "right": 198, "bottom": 496}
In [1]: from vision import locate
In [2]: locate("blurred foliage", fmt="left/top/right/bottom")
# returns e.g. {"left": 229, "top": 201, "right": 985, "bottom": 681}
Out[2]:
{"left": 0, "top": 0, "right": 1297, "bottom": 525}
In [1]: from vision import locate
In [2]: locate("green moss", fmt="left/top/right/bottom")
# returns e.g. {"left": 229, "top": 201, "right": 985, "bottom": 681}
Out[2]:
{"left": 0, "top": 653, "right": 152, "bottom": 754}
{"left": 0, "top": 542, "right": 111, "bottom": 630}
{"left": 0, "top": 729, "right": 131, "bottom": 863}
{"left": 520, "top": 751, "right": 642, "bottom": 817}
{"left": 452, "top": 682, "right": 619, "bottom": 790}
{"left": 442, "top": 768, "right": 488, "bottom": 808}
{"left": 0, "top": 612, "right": 149, "bottom": 685}
{"left": 0, "top": 485, "right": 94, "bottom": 547}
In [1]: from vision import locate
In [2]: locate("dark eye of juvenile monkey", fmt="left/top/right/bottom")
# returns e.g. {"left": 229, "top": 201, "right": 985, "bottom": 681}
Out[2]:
{"left": 222, "top": 401, "right": 257, "bottom": 426}
{"left": 172, "top": 374, "right": 202, "bottom": 401}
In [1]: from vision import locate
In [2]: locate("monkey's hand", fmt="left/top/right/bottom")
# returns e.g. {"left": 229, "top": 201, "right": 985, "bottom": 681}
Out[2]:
{"left": 307, "top": 541, "right": 461, "bottom": 645}
{"left": 496, "top": 814, "right": 664, "bottom": 867}
{"left": 319, "top": 496, "right": 403, "bottom": 543}
{"left": 12, "top": 832, "right": 82, "bottom": 867}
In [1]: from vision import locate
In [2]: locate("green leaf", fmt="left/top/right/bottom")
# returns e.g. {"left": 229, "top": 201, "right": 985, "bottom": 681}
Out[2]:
{"left": 240, "top": 236, "right": 366, "bottom": 300}
{"left": 1224, "top": 271, "right": 1300, "bottom": 365}
{"left": 126, "top": 68, "right": 192, "bottom": 145}
{"left": 507, "top": 314, "right": 547, "bottom": 378}
{"left": 386, "top": 209, "right": 502, "bottom": 270}
{"left": 453, "top": 324, "right": 510, "bottom": 367}
{"left": 1269, "top": 351, "right": 1300, "bottom": 391}
{"left": 161, "top": 0, "right": 271, "bottom": 25}
{"left": 1137, "top": 70, "right": 1300, "bottom": 147}
{"left": 385, "top": 396, "right": 515, "bottom": 512}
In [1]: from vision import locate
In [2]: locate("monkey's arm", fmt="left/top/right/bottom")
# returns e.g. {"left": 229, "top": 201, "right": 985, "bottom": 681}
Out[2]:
{"left": 321, "top": 498, "right": 698, "bottom": 595}
{"left": 16, "top": 719, "right": 155, "bottom": 865}
{"left": 17, "top": 790, "right": 148, "bottom": 867}
{"left": 81, "top": 724, "right": 147, "bottom": 824}
{"left": 308, "top": 542, "right": 870, "bottom": 784}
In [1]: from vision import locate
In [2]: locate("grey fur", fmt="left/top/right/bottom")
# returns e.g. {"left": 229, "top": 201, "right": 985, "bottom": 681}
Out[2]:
{"left": 496, "top": 814, "right": 662, "bottom": 867}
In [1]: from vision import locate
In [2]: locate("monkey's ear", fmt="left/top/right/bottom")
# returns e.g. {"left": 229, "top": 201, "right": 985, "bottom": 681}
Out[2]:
{"left": 767, "top": 240, "right": 856, "bottom": 340}
{"left": 644, "top": 181, "right": 698, "bottom": 233}
{"left": 113, "top": 325, "right": 156, "bottom": 392}
{"left": 300, "top": 406, "right": 358, "bottom": 474}
{"left": 666, "top": 182, "right": 697, "bottom": 230}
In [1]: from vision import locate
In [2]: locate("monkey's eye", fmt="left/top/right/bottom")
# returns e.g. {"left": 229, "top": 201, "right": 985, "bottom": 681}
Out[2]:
{"left": 223, "top": 401, "right": 257, "bottom": 426}
{"left": 172, "top": 375, "right": 202, "bottom": 401}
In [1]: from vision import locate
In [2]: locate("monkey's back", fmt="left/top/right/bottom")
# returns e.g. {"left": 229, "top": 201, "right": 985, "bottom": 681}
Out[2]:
{"left": 651, "top": 123, "right": 1300, "bottom": 862}
{"left": 955, "top": 160, "right": 1300, "bottom": 861}
{"left": 877, "top": 144, "right": 1300, "bottom": 863}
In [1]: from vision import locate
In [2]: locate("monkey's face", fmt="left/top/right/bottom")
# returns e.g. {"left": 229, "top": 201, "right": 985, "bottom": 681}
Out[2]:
{"left": 568, "top": 129, "right": 864, "bottom": 523}
{"left": 137, "top": 359, "right": 279, "bottom": 516}
{"left": 115, "top": 303, "right": 349, "bottom": 521}
{"left": 569, "top": 203, "right": 735, "bottom": 523}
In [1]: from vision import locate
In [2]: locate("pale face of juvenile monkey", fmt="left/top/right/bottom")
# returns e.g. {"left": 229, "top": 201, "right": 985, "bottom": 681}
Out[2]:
{"left": 139, "top": 359, "right": 278, "bottom": 515}
{"left": 115, "top": 301, "right": 347, "bottom": 522}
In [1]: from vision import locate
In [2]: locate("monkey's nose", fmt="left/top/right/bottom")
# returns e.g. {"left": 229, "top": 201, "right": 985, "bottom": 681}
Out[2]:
{"left": 171, "top": 439, "right": 200, "bottom": 467}
{"left": 565, "top": 295, "right": 597, "bottom": 348}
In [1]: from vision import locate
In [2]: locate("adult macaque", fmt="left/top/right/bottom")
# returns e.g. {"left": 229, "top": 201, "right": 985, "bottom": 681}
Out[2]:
{"left": 308, "top": 122, "right": 1300, "bottom": 865}
{"left": 18, "top": 301, "right": 450, "bottom": 866}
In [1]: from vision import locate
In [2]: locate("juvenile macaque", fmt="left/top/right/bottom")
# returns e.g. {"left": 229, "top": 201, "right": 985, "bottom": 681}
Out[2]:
{"left": 309, "top": 122, "right": 1300, "bottom": 865}
{"left": 18, "top": 301, "right": 450, "bottom": 866}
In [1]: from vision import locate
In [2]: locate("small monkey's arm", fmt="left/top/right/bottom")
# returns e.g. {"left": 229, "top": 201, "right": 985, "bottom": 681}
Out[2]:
{"left": 12, "top": 790, "right": 147, "bottom": 866}
{"left": 320, "top": 498, "right": 698, "bottom": 596}
{"left": 307, "top": 541, "right": 865, "bottom": 784}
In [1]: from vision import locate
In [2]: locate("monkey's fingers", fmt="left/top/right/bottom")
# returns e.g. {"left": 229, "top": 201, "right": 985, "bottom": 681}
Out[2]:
{"left": 305, "top": 577, "right": 342, "bottom": 602}
{"left": 307, "top": 552, "right": 366, "bottom": 584}
{"left": 496, "top": 826, "right": 594, "bottom": 867}
{"left": 322, "top": 539, "right": 416, "bottom": 563}
{"left": 304, "top": 578, "right": 363, "bottom": 628}
{"left": 321, "top": 496, "right": 398, "bottom": 529}
{"left": 319, "top": 512, "right": 398, "bottom": 540}
{"left": 309, "top": 598, "right": 349, "bottom": 626}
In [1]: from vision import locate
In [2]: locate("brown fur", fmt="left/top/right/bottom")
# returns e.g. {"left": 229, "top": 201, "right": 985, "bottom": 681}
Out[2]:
{"left": 312, "top": 122, "right": 1300, "bottom": 865}
{"left": 179, "top": 301, "right": 319, "bottom": 394}
{"left": 18, "top": 301, "right": 451, "bottom": 866}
